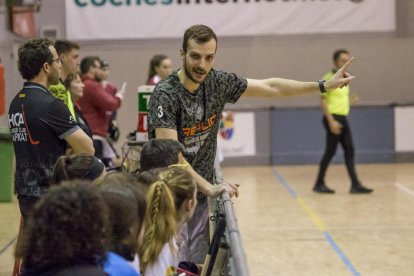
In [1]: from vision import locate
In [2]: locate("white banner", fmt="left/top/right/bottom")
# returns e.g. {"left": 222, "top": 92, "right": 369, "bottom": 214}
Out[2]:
{"left": 66, "top": 0, "right": 395, "bottom": 40}
{"left": 395, "top": 107, "right": 414, "bottom": 152}
{"left": 217, "top": 112, "right": 256, "bottom": 157}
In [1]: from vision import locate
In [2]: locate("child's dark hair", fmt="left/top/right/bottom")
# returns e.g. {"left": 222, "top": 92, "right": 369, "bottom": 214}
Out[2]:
{"left": 99, "top": 172, "right": 147, "bottom": 260}
{"left": 52, "top": 153, "right": 105, "bottom": 185}
{"left": 15, "top": 181, "right": 108, "bottom": 271}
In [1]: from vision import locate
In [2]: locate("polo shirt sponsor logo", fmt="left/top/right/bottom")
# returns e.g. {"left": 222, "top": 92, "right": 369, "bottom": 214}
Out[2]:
{"left": 69, "top": 115, "right": 75, "bottom": 124}
{"left": 9, "top": 112, "right": 28, "bottom": 142}
{"left": 9, "top": 112, "right": 24, "bottom": 127}
{"left": 8, "top": 105, "right": 40, "bottom": 144}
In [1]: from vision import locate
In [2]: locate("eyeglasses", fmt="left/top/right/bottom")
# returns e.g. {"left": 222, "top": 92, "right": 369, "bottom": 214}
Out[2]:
{"left": 51, "top": 58, "right": 62, "bottom": 65}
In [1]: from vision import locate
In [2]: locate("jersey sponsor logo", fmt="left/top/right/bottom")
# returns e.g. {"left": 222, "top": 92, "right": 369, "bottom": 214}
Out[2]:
{"left": 182, "top": 114, "right": 217, "bottom": 156}
{"left": 183, "top": 114, "right": 216, "bottom": 137}
{"left": 184, "top": 131, "right": 209, "bottom": 158}
{"left": 69, "top": 115, "right": 75, "bottom": 124}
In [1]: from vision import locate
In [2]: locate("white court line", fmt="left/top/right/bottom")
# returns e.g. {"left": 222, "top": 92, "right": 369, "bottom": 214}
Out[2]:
{"left": 395, "top": 182, "right": 414, "bottom": 198}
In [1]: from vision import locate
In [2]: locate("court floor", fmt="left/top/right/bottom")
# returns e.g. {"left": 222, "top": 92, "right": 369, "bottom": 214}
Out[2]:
{"left": 1, "top": 164, "right": 413, "bottom": 275}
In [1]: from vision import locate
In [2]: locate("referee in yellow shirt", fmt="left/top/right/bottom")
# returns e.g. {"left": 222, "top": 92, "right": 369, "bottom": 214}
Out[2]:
{"left": 313, "top": 49, "right": 373, "bottom": 194}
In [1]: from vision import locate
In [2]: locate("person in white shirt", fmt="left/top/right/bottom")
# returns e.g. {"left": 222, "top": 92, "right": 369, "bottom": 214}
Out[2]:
{"left": 139, "top": 167, "right": 197, "bottom": 276}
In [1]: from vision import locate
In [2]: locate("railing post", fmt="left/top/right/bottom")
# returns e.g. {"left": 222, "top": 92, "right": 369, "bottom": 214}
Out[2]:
{"left": 221, "top": 192, "right": 250, "bottom": 276}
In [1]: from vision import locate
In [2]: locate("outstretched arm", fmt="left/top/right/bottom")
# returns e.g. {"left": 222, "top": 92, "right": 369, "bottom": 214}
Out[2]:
{"left": 243, "top": 57, "right": 355, "bottom": 98}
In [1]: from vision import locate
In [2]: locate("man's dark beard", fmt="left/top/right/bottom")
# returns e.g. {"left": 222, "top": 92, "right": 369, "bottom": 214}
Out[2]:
{"left": 183, "top": 56, "right": 207, "bottom": 84}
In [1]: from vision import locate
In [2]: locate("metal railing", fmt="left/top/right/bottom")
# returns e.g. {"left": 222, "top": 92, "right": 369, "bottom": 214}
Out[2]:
{"left": 220, "top": 192, "right": 250, "bottom": 276}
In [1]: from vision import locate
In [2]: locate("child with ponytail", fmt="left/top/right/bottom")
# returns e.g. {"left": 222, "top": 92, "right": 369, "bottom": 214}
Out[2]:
{"left": 51, "top": 153, "right": 106, "bottom": 185}
{"left": 138, "top": 168, "right": 197, "bottom": 276}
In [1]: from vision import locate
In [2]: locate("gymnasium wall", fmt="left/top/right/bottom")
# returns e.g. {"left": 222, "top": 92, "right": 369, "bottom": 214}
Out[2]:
{"left": 270, "top": 106, "right": 395, "bottom": 165}
{"left": 0, "top": 0, "right": 413, "bottom": 164}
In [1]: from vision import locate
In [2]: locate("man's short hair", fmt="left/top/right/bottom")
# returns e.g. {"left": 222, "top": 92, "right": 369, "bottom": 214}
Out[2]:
{"left": 182, "top": 24, "right": 217, "bottom": 53}
{"left": 333, "top": 49, "right": 349, "bottom": 62}
{"left": 140, "top": 139, "right": 186, "bottom": 172}
{"left": 54, "top": 40, "right": 80, "bottom": 56}
{"left": 18, "top": 38, "right": 54, "bottom": 81}
{"left": 80, "top": 56, "right": 100, "bottom": 75}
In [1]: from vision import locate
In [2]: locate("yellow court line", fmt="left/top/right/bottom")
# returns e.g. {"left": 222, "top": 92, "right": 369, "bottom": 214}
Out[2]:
{"left": 274, "top": 169, "right": 361, "bottom": 275}
{"left": 296, "top": 196, "right": 327, "bottom": 232}
{"left": 295, "top": 196, "right": 360, "bottom": 276}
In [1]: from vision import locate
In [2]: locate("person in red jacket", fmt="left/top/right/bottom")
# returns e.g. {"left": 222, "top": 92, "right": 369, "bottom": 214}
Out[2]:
{"left": 78, "top": 56, "right": 125, "bottom": 165}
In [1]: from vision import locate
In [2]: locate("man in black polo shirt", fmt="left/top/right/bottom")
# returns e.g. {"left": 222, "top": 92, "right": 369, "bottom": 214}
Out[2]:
{"left": 8, "top": 39, "right": 94, "bottom": 219}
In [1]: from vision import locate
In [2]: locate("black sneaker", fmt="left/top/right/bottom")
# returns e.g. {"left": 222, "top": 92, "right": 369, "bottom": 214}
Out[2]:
{"left": 350, "top": 184, "right": 373, "bottom": 194}
{"left": 313, "top": 183, "right": 335, "bottom": 194}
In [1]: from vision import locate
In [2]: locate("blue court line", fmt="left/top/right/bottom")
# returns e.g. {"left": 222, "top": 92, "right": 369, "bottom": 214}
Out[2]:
{"left": 273, "top": 168, "right": 360, "bottom": 276}
{"left": 0, "top": 236, "right": 17, "bottom": 256}
{"left": 323, "top": 232, "right": 360, "bottom": 276}
{"left": 272, "top": 170, "right": 297, "bottom": 198}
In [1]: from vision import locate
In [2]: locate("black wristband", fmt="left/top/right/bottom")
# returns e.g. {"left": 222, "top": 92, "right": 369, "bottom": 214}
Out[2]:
{"left": 318, "top": 80, "right": 327, "bottom": 93}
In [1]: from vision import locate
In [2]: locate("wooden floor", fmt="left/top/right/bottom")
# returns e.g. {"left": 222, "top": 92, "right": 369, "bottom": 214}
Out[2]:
{"left": 1, "top": 164, "right": 414, "bottom": 275}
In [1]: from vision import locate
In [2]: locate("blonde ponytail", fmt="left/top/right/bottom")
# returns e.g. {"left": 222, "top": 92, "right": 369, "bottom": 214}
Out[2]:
{"left": 138, "top": 168, "right": 196, "bottom": 271}
{"left": 139, "top": 179, "right": 177, "bottom": 271}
